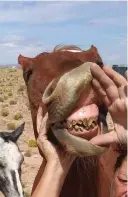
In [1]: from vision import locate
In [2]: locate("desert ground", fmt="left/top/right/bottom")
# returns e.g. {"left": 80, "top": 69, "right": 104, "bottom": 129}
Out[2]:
{"left": 0, "top": 67, "right": 42, "bottom": 197}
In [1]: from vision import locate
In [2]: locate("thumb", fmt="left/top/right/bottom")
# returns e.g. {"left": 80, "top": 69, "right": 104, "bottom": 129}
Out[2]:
{"left": 90, "top": 131, "right": 118, "bottom": 146}
{"left": 37, "top": 106, "right": 43, "bottom": 133}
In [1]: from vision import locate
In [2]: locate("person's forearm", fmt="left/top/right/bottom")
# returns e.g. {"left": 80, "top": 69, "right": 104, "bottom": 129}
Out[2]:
{"left": 31, "top": 161, "right": 69, "bottom": 197}
{"left": 31, "top": 159, "right": 47, "bottom": 194}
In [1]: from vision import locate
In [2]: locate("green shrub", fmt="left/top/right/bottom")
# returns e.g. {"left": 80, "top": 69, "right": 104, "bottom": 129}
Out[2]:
{"left": 8, "top": 92, "right": 13, "bottom": 97}
{"left": 14, "top": 113, "right": 23, "bottom": 120}
{"left": 22, "top": 183, "right": 25, "bottom": 188}
{"left": 4, "top": 95, "right": 8, "bottom": 100}
{"left": 24, "top": 190, "right": 31, "bottom": 197}
{"left": 7, "top": 122, "right": 16, "bottom": 130}
{"left": 1, "top": 108, "right": 9, "bottom": 117}
{"left": 9, "top": 100, "right": 17, "bottom": 105}
{"left": 0, "top": 96, "right": 4, "bottom": 102}
{"left": 28, "top": 139, "right": 37, "bottom": 148}
{"left": 2, "top": 104, "right": 9, "bottom": 108}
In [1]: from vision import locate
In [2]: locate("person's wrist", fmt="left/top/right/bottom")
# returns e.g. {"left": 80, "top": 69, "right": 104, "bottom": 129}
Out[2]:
{"left": 47, "top": 158, "right": 73, "bottom": 175}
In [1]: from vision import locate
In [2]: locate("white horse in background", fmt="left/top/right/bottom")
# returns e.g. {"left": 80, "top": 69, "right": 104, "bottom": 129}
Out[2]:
{"left": 0, "top": 123, "right": 25, "bottom": 197}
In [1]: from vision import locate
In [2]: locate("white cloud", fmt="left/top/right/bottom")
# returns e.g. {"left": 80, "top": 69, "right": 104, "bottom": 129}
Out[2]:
{"left": 0, "top": 2, "right": 89, "bottom": 24}
{"left": 0, "top": 42, "right": 17, "bottom": 48}
{"left": 88, "top": 16, "right": 126, "bottom": 27}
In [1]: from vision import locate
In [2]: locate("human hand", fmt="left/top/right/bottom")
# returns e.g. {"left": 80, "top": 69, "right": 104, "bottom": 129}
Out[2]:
{"left": 90, "top": 64, "right": 128, "bottom": 146}
{"left": 36, "top": 107, "right": 75, "bottom": 170}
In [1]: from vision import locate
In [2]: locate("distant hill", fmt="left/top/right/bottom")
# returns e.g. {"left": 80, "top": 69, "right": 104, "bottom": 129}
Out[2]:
{"left": 0, "top": 64, "right": 19, "bottom": 67}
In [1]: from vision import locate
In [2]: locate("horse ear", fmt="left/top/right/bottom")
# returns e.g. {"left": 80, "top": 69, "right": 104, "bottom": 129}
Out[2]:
{"left": 91, "top": 45, "right": 98, "bottom": 52}
{"left": 10, "top": 122, "right": 25, "bottom": 142}
{"left": 18, "top": 55, "right": 33, "bottom": 71}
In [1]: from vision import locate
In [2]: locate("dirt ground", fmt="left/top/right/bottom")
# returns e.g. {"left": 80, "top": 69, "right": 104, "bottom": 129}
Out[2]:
{"left": 0, "top": 67, "right": 42, "bottom": 196}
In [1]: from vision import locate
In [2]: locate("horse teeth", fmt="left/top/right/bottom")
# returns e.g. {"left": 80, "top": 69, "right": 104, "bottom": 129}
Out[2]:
{"left": 78, "top": 120, "right": 83, "bottom": 125}
{"left": 80, "top": 127, "right": 84, "bottom": 132}
{"left": 88, "top": 118, "right": 98, "bottom": 127}
{"left": 66, "top": 118, "right": 98, "bottom": 131}
{"left": 91, "top": 121, "right": 97, "bottom": 127}
{"left": 72, "top": 120, "right": 76, "bottom": 126}
{"left": 86, "top": 126, "right": 90, "bottom": 130}
{"left": 83, "top": 118, "right": 87, "bottom": 126}
{"left": 88, "top": 118, "right": 93, "bottom": 127}
{"left": 74, "top": 125, "right": 79, "bottom": 131}
{"left": 67, "top": 122, "right": 73, "bottom": 129}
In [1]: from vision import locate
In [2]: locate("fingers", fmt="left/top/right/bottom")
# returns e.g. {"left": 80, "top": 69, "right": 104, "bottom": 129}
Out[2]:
{"left": 91, "top": 64, "right": 119, "bottom": 103}
{"left": 118, "top": 85, "right": 128, "bottom": 112}
{"left": 92, "top": 79, "right": 111, "bottom": 107}
{"left": 103, "top": 66, "right": 127, "bottom": 87}
{"left": 124, "top": 71, "right": 128, "bottom": 80}
{"left": 91, "top": 64, "right": 115, "bottom": 88}
{"left": 90, "top": 131, "right": 118, "bottom": 146}
{"left": 37, "top": 107, "right": 43, "bottom": 133}
{"left": 119, "top": 84, "right": 128, "bottom": 99}
{"left": 37, "top": 106, "right": 49, "bottom": 136}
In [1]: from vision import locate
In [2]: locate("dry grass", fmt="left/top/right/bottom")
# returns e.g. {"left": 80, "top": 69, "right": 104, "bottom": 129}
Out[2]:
{"left": 0, "top": 96, "right": 4, "bottom": 102}
{"left": 14, "top": 112, "right": 23, "bottom": 120}
{"left": 9, "top": 99, "right": 17, "bottom": 105}
{"left": 28, "top": 139, "right": 37, "bottom": 148}
{"left": 6, "top": 122, "right": 17, "bottom": 130}
{"left": 1, "top": 108, "right": 9, "bottom": 117}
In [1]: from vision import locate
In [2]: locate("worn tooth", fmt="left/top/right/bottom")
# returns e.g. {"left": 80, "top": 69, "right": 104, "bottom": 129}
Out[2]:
{"left": 92, "top": 121, "right": 97, "bottom": 127}
{"left": 86, "top": 125, "right": 89, "bottom": 130}
{"left": 80, "top": 127, "right": 85, "bottom": 132}
{"left": 83, "top": 118, "right": 87, "bottom": 126}
{"left": 92, "top": 121, "right": 96, "bottom": 127}
{"left": 67, "top": 121, "right": 73, "bottom": 129}
{"left": 74, "top": 125, "right": 80, "bottom": 131}
{"left": 78, "top": 128, "right": 81, "bottom": 132}
{"left": 72, "top": 120, "right": 76, "bottom": 125}
{"left": 68, "top": 124, "right": 73, "bottom": 129}
{"left": 88, "top": 118, "right": 97, "bottom": 127}
{"left": 78, "top": 120, "right": 83, "bottom": 125}
{"left": 79, "top": 127, "right": 82, "bottom": 132}
{"left": 88, "top": 118, "right": 93, "bottom": 127}
{"left": 93, "top": 117, "right": 98, "bottom": 123}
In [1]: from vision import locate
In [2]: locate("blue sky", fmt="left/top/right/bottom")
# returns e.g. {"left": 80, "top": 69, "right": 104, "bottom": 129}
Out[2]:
{"left": 0, "top": 1, "right": 127, "bottom": 65}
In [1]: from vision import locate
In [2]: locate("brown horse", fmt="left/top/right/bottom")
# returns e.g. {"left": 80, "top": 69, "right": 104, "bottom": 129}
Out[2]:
{"left": 18, "top": 45, "right": 117, "bottom": 197}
